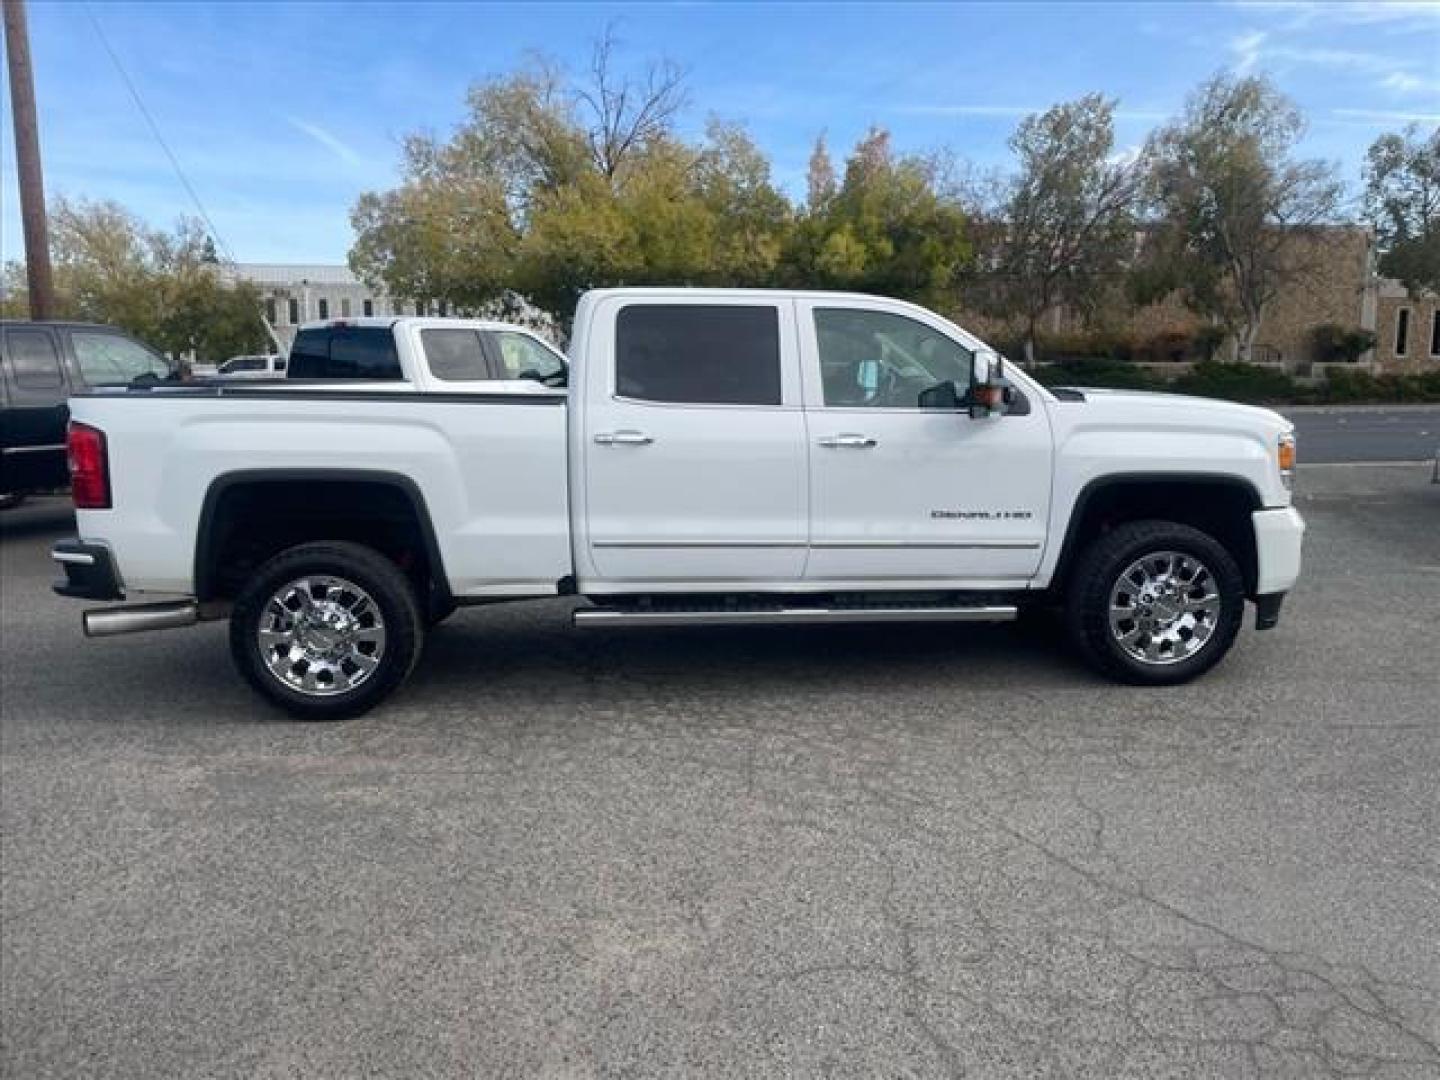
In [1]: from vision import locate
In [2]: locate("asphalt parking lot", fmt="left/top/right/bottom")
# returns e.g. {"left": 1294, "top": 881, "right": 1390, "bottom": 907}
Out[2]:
{"left": 2, "top": 465, "right": 1438, "bottom": 1079}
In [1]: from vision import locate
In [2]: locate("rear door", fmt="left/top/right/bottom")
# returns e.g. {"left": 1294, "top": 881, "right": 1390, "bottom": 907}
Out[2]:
{"left": 0, "top": 326, "right": 71, "bottom": 493}
{"left": 578, "top": 297, "right": 808, "bottom": 586}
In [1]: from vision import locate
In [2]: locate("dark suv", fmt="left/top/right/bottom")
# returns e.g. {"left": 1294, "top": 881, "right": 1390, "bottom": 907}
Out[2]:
{"left": 0, "top": 321, "right": 173, "bottom": 506}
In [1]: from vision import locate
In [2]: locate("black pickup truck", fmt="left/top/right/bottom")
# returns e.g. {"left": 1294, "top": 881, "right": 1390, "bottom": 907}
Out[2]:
{"left": 0, "top": 320, "right": 173, "bottom": 507}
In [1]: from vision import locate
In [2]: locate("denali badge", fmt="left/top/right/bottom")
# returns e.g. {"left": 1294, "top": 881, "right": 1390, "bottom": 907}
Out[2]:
{"left": 931, "top": 509, "right": 1035, "bottom": 520}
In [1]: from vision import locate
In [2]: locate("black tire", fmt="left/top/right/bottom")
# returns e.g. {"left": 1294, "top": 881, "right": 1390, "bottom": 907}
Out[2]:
{"left": 229, "top": 541, "right": 424, "bottom": 720}
{"left": 1065, "top": 519, "right": 1244, "bottom": 686}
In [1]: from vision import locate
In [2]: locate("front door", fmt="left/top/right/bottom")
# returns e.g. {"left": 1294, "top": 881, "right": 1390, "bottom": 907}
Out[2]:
{"left": 579, "top": 297, "right": 808, "bottom": 588}
{"left": 798, "top": 300, "right": 1053, "bottom": 586}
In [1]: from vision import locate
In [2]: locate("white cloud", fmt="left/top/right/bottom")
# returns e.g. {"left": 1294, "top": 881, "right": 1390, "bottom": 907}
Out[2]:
{"left": 1228, "top": 30, "right": 1398, "bottom": 75}
{"left": 1230, "top": 30, "right": 1268, "bottom": 73}
{"left": 285, "top": 115, "right": 365, "bottom": 169}
{"left": 1330, "top": 107, "right": 1440, "bottom": 125}
{"left": 1230, "top": 1, "right": 1440, "bottom": 31}
{"left": 1381, "top": 71, "right": 1440, "bottom": 98}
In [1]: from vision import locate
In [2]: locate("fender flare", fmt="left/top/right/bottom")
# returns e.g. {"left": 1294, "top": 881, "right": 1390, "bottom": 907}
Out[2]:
{"left": 1048, "top": 471, "right": 1264, "bottom": 590}
{"left": 193, "top": 468, "right": 450, "bottom": 607}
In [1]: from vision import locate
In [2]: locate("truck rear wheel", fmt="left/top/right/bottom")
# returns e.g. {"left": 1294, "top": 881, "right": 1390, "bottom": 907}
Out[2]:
{"left": 229, "top": 541, "right": 424, "bottom": 720}
{"left": 1065, "top": 520, "right": 1244, "bottom": 685}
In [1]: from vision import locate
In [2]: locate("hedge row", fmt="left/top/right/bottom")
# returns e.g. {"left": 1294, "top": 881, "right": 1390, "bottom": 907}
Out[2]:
{"left": 1029, "top": 361, "right": 1440, "bottom": 405}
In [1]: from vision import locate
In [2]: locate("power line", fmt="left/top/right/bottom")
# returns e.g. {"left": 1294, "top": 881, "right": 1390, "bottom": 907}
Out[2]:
{"left": 82, "top": 2, "right": 238, "bottom": 265}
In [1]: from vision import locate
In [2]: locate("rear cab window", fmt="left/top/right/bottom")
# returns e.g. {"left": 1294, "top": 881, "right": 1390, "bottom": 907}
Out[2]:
{"left": 288, "top": 326, "right": 402, "bottom": 380}
{"left": 420, "top": 329, "right": 491, "bottom": 382}
{"left": 615, "top": 305, "right": 782, "bottom": 405}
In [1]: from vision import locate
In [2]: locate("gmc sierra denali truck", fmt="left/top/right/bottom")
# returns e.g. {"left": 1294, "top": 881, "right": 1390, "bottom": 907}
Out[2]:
{"left": 52, "top": 291, "right": 1304, "bottom": 719}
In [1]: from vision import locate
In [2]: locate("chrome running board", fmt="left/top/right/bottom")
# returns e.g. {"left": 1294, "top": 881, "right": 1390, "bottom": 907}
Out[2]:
{"left": 573, "top": 604, "right": 1017, "bottom": 628}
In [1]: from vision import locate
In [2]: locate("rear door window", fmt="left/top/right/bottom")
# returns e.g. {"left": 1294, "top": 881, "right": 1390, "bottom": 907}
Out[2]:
{"left": 615, "top": 305, "right": 781, "bottom": 406}
{"left": 421, "top": 329, "right": 492, "bottom": 381}
{"left": 5, "top": 329, "right": 65, "bottom": 390}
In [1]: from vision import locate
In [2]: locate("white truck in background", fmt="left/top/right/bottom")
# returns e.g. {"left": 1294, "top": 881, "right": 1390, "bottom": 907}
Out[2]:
{"left": 53, "top": 292, "right": 1304, "bottom": 719}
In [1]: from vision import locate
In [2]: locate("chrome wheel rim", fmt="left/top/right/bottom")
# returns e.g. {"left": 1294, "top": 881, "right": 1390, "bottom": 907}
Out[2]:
{"left": 258, "top": 575, "right": 386, "bottom": 696}
{"left": 1107, "top": 550, "right": 1221, "bottom": 666}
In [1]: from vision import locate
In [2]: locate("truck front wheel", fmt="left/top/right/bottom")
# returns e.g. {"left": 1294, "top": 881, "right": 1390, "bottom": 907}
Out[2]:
{"left": 1065, "top": 520, "right": 1244, "bottom": 685}
{"left": 229, "top": 541, "right": 424, "bottom": 720}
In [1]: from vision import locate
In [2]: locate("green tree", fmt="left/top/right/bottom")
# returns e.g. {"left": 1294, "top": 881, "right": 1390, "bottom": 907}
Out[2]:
{"left": 2, "top": 198, "right": 267, "bottom": 364}
{"left": 968, "top": 95, "right": 1141, "bottom": 365}
{"left": 349, "top": 31, "right": 802, "bottom": 321}
{"left": 1140, "top": 74, "right": 1344, "bottom": 363}
{"left": 784, "top": 127, "right": 969, "bottom": 304}
{"left": 1364, "top": 124, "right": 1440, "bottom": 296}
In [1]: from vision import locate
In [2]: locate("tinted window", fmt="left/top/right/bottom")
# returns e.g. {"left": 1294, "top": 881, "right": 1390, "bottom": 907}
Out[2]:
{"left": 5, "top": 329, "right": 63, "bottom": 389}
{"left": 287, "top": 327, "right": 402, "bottom": 380}
{"left": 490, "top": 331, "right": 564, "bottom": 383}
{"left": 616, "top": 305, "right": 780, "bottom": 406}
{"left": 422, "top": 329, "right": 489, "bottom": 381}
{"left": 814, "top": 308, "right": 973, "bottom": 408}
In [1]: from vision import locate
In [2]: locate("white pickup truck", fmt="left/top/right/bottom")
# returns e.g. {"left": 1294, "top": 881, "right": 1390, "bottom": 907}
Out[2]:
{"left": 53, "top": 291, "right": 1304, "bottom": 719}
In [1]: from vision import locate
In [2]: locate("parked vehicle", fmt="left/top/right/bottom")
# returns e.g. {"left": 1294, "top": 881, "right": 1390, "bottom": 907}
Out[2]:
{"left": 215, "top": 353, "right": 287, "bottom": 379}
{"left": 52, "top": 290, "right": 1303, "bottom": 718}
{"left": 1, "top": 320, "right": 173, "bottom": 505}
{"left": 282, "top": 317, "right": 567, "bottom": 389}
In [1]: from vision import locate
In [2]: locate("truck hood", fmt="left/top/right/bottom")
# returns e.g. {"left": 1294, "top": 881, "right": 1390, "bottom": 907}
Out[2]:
{"left": 1052, "top": 386, "right": 1293, "bottom": 438}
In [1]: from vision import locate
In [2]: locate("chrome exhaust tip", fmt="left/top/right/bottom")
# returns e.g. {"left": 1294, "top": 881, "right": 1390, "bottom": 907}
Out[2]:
{"left": 83, "top": 600, "right": 199, "bottom": 638}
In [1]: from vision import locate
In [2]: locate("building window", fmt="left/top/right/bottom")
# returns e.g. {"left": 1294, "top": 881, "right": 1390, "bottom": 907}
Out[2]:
{"left": 340, "top": 298, "right": 352, "bottom": 318}
{"left": 318, "top": 298, "right": 330, "bottom": 320}
{"left": 1431, "top": 311, "right": 1439, "bottom": 358}
{"left": 363, "top": 299, "right": 374, "bottom": 317}
{"left": 287, "top": 298, "right": 300, "bottom": 325}
{"left": 438, "top": 300, "right": 448, "bottom": 317}
{"left": 414, "top": 300, "right": 426, "bottom": 317}
{"left": 1395, "top": 308, "right": 1410, "bottom": 356}
{"left": 264, "top": 298, "right": 277, "bottom": 325}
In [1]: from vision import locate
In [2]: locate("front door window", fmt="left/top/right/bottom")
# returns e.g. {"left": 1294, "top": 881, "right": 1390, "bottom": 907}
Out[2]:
{"left": 814, "top": 308, "right": 972, "bottom": 409}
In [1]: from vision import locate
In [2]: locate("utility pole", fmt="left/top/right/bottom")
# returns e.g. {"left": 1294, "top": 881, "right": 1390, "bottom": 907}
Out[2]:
{"left": 3, "top": 0, "right": 56, "bottom": 319}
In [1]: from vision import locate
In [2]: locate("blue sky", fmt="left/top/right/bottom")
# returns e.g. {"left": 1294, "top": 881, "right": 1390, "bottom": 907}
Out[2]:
{"left": 3, "top": 1, "right": 1437, "bottom": 265}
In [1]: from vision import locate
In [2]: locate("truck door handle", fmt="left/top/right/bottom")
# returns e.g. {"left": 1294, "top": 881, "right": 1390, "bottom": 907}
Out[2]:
{"left": 594, "top": 430, "right": 654, "bottom": 446}
{"left": 818, "top": 433, "right": 878, "bottom": 449}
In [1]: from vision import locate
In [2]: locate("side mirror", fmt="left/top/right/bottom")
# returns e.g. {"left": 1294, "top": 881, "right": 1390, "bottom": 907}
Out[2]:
{"left": 917, "top": 380, "right": 960, "bottom": 410}
{"left": 969, "top": 348, "right": 1007, "bottom": 419}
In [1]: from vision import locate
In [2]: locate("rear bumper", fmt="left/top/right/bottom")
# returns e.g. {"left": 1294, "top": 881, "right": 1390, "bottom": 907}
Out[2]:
{"left": 51, "top": 539, "right": 124, "bottom": 601}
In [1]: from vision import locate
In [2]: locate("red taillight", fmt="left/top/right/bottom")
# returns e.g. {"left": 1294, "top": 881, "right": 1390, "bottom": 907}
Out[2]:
{"left": 67, "top": 422, "right": 111, "bottom": 509}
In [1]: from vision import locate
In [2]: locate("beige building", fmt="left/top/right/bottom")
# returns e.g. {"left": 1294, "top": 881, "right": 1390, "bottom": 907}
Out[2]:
{"left": 224, "top": 264, "right": 422, "bottom": 352}
{"left": 955, "top": 228, "right": 1431, "bottom": 375}
{"left": 224, "top": 264, "right": 560, "bottom": 351}
{"left": 1374, "top": 279, "right": 1440, "bottom": 373}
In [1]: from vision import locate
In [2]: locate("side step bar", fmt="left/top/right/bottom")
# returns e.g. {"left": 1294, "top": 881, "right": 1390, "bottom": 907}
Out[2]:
{"left": 573, "top": 604, "right": 1017, "bottom": 629}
